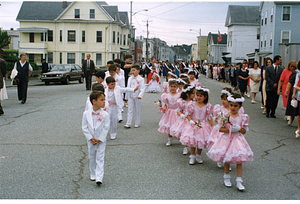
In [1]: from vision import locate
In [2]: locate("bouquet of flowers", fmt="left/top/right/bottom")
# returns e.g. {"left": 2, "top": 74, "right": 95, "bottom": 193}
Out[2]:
{"left": 217, "top": 112, "right": 231, "bottom": 127}
{"left": 154, "top": 99, "right": 162, "bottom": 108}
{"left": 193, "top": 119, "right": 202, "bottom": 129}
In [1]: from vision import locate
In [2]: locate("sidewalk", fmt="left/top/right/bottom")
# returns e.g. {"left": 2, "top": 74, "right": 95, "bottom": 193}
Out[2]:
{"left": 5, "top": 78, "right": 44, "bottom": 88}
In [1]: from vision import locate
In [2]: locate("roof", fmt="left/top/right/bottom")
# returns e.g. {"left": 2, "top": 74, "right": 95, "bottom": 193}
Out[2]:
{"left": 171, "top": 45, "right": 192, "bottom": 55}
{"left": 16, "top": 1, "right": 73, "bottom": 21}
{"left": 225, "top": 5, "right": 260, "bottom": 27}
{"left": 101, "top": 5, "right": 119, "bottom": 21}
{"left": 208, "top": 33, "right": 227, "bottom": 45}
{"left": 119, "top": 11, "right": 128, "bottom": 25}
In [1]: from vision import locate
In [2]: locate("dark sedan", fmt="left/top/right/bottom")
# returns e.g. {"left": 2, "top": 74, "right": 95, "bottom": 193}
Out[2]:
{"left": 41, "top": 64, "right": 84, "bottom": 85}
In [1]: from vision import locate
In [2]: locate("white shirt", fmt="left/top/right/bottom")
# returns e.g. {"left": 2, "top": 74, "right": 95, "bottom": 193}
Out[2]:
{"left": 13, "top": 60, "right": 33, "bottom": 71}
{"left": 107, "top": 89, "right": 116, "bottom": 103}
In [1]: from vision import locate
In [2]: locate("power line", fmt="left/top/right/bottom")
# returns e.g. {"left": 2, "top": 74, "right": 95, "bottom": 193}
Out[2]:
{"left": 154, "top": 1, "right": 196, "bottom": 16}
{"left": 146, "top": 1, "right": 172, "bottom": 11}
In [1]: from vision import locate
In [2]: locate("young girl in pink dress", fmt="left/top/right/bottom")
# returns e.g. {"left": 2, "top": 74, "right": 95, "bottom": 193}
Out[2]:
{"left": 206, "top": 93, "right": 253, "bottom": 191}
{"left": 170, "top": 84, "right": 196, "bottom": 154}
{"left": 158, "top": 79, "right": 181, "bottom": 146}
{"left": 163, "top": 71, "right": 177, "bottom": 93}
{"left": 177, "top": 78, "right": 187, "bottom": 94}
{"left": 188, "top": 70, "right": 201, "bottom": 87}
{"left": 180, "top": 87, "right": 214, "bottom": 164}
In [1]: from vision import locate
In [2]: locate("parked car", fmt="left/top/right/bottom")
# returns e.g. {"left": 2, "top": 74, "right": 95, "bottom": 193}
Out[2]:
{"left": 40, "top": 64, "right": 84, "bottom": 85}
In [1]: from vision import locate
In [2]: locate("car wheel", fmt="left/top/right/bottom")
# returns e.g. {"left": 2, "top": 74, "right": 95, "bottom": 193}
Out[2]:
{"left": 79, "top": 76, "right": 84, "bottom": 83}
{"left": 45, "top": 81, "right": 50, "bottom": 85}
{"left": 63, "top": 76, "right": 70, "bottom": 85}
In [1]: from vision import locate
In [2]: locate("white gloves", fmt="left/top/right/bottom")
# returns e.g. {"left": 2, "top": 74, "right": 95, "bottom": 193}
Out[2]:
{"left": 180, "top": 114, "right": 185, "bottom": 119}
{"left": 189, "top": 120, "right": 195, "bottom": 126}
{"left": 231, "top": 124, "right": 241, "bottom": 132}
{"left": 215, "top": 124, "right": 221, "bottom": 130}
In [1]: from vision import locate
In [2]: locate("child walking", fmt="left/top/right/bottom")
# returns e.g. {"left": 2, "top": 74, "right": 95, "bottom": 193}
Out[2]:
{"left": 82, "top": 91, "right": 110, "bottom": 186}
{"left": 105, "top": 76, "right": 139, "bottom": 140}
{"left": 124, "top": 65, "right": 146, "bottom": 128}
{"left": 180, "top": 87, "right": 214, "bottom": 164}
{"left": 206, "top": 93, "right": 253, "bottom": 191}
{"left": 170, "top": 84, "right": 195, "bottom": 154}
{"left": 163, "top": 71, "right": 177, "bottom": 93}
{"left": 188, "top": 70, "right": 201, "bottom": 87}
{"left": 158, "top": 79, "right": 181, "bottom": 146}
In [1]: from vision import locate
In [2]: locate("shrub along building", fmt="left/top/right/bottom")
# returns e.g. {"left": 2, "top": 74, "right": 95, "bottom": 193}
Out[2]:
{"left": 16, "top": 1, "right": 130, "bottom": 68}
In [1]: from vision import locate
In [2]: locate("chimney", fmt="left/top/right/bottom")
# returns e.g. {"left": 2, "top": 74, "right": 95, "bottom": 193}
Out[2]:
{"left": 63, "top": 1, "right": 67, "bottom": 8}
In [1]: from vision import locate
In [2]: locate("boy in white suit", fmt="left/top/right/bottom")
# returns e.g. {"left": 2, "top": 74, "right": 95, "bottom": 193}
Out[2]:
{"left": 105, "top": 76, "right": 139, "bottom": 140}
{"left": 82, "top": 91, "right": 110, "bottom": 186}
{"left": 124, "top": 65, "right": 146, "bottom": 128}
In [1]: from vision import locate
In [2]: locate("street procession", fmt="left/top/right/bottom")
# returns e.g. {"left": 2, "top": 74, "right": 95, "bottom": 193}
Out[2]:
{"left": 1, "top": 0, "right": 300, "bottom": 200}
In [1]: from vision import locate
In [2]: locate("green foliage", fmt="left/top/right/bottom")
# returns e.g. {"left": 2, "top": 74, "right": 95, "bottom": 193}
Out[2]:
{"left": 30, "top": 62, "right": 40, "bottom": 70}
{"left": 0, "top": 29, "right": 11, "bottom": 49}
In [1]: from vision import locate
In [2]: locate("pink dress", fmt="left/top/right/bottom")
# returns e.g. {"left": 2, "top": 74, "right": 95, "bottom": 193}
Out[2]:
{"left": 179, "top": 101, "right": 213, "bottom": 149}
{"left": 207, "top": 105, "right": 244, "bottom": 149}
{"left": 279, "top": 69, "right": 292, "bottom": 108}
{"left": 162, "top": 82, "right": 170, "bottom": 93}
{"left": 158, "top": 92, "right": 181, "bottom": 134}
{"left": 169, "top": 98, "right": 190, "bottom": 138}
{"left": 190, "top": 79, "right": 201, "bottom": 87}
{"left": 206, "top": 114, "right": 253, "bottom": 164}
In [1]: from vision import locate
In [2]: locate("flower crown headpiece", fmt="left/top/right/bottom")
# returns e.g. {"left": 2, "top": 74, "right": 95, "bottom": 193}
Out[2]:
{"left": 196, "top": 86, "right": 210, "bottom": 94}
{"left": 182, "top": 84, "right": 194, "bottom": 93}
{"left": 177, "top": 78, "right": 187, "bottom": 85}
{"left": 168, "top": 72, "right": 178, "bottom": 78}
{"left": 221, "top": 90, "right": 232, "bottom": 97}
{"left": 227, "top": 95, "right": 245, "bottom": 103}
{"left": 180, "top": 74, "right": 190, "bottom": 80}
{"left": 168, "top": 78, "right": 178, "bottom": 83}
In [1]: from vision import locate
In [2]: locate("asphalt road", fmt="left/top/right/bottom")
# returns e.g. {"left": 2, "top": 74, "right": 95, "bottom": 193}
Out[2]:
{"left": 1, "top": 75, "right": 300, "bottom": 199}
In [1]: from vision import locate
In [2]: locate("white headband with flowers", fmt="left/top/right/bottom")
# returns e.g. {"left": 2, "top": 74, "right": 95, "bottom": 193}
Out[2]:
{"left": 221, "top": 90, "right": 232, "bottom": 97}
{"left": 168, "top": 72, "right": 178, "bottom": 78}
{"left": 196, "top": 86, "right": 210, "bottom": 94}
{"left": 177, "top": 78, "right": 187, "bottom": 85}
{"left": 227, "top": 95, "right": 245, "bottom": 103}
{"left": 182, "top": 84, "right": 194, "bottom": 93}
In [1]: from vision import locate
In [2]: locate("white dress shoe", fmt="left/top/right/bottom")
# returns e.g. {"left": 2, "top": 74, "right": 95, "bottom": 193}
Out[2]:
{"left": 124, "top": 124, "right": 131, "bottom": 129}
{"left": 183, "top": 147, "right": 189, "bottom": 155}
{"left": 236, "top": 177, "right": 245, "bottom": 191}
{"left": 217, "top": 162, "right": 222, "bottom": 168}
{"left": 195, "top": 154, "right": 203, "bottom": 164}
{"left": 189, "top": 155, "right": 196, "bottom": 165}
{"left": 223, "top": 174, "right": 232, "bottom": 187}
{"left": 134, "top": 125, "right": 140, "bottom": 128}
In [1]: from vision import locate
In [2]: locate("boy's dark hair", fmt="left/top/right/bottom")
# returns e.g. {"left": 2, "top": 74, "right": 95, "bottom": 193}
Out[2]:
{"left": 125, "top": 54, "right": 132, "bottom": 60}
{"left": 90, "top": 91, "right": 105, "bottom": 104}
{"left": 92, "top": 83, "right": 104, "bottom": 92}
{"left": 113, "top": 59, "right": 121, "bottom": 64}
{"left": 106, "top": 76, "right": 115, "bottom": 84}
{"left": 273, "top": 55, "right": 281, "bottom": 63}
{"left": 107, "top": 61, "right": 114, "bottom": 65}
{"left": 180, "top": 85, "right": 195, "bottom": 100}
{"left": 95, "top": 70, "right": 105, "bottom": 79}
{"left": 115, "top": 63, "right": 120, "bottom": 68}
{"left": 108, "top": 64, "right": 117, "bottom": 72}
{"left": 196, "top": 89, "right": 209, "bottom": 104}
{"left": 132, "top": 65, "right": 140, "bottom": 70}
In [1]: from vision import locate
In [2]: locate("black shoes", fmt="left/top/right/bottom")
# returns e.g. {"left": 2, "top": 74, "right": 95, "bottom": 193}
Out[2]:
{"left": 96, "top": 181, "right": 102, "bottom": 186}
{"left": 0, "top": 105, "right": 4, "bottom": 115}
{"left": 270, "top": 114, "right": 276, "bottom": 118}
{"left": 21, "top": 100, "right": 26, "bottom": 104}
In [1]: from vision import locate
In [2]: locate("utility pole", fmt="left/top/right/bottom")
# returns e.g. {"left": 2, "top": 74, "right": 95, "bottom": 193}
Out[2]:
{"left": 129, "top": 1, "right": 132, "bottom": 55}
{"left": 143, "top": 20, "right": 152, "bottom": 60}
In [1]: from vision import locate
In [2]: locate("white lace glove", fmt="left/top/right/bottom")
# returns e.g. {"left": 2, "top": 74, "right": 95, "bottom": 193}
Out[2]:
{"left": 189, "top": 120, "right": 195, "bottom": 126}
{"left": 180, "top": 114, "right": 185, "bottom": 119}
{"left": 231, "top": 124, "right": 241, "bottom": 132}
{"left": 215, "top": 124, "right": 221, "bottom": 130}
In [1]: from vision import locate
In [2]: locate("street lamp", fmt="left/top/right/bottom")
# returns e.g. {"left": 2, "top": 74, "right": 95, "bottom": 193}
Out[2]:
{"left": 190, "top": 29, "right": 201, "bottom": 63}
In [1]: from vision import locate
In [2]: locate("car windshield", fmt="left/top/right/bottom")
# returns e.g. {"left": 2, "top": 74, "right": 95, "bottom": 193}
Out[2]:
{"left": 51, "top": 65, "right": 70, "bottom": 71}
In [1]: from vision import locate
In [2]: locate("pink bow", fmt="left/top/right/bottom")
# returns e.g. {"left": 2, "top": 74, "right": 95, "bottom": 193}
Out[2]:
{"left": 108, "top": 88, "right": 114, "bottom": 92}
{"left": 92, "top": 111, "right": 100, "bottom": 115}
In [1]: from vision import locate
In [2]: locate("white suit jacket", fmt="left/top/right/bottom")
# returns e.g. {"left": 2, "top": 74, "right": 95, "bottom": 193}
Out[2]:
{"left": 85, "top": 96, "right": 109, "bottom": 112}
{"left": 127, "top": 75, "right": 146, "bottom": 99}
{"left": 82, "top": 108, "right": 110, "bottom": 143}
{"left": 105, "top": 85, "right": 135, "bottom": 108}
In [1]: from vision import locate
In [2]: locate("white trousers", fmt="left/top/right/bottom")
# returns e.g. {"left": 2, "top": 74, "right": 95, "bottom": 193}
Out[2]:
{"left": 126, "top": 97, "right": 141, "bottom": 126}
{"left": 118, "top": 107, "right": 123, "bottom": 120}
{"left": 108, "top": 105, "right": 118, "bottom": 138}
{"left": 87, "top": 140, "right": 106, "bottom": 182}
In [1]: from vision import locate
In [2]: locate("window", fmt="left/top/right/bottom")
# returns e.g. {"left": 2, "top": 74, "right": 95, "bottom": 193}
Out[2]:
{"left": 82, "top": 53, "right": 85, "bottom": 65}
{"left": 75, "top": 9, "right": 80, "bottom": 18}
{"left": 228, "top": 31, "right": 232, "bottom": 47}
{"left": 90, "top": 9, "right": 95, "bottom": 19}
{"left": 120, "top": 34, "right": 122, "bottom": 45}
{"left": 96, "top": 53, "right": 102, "bottom": 65}
{"left": 113, "top": 31, "right": 116, "bottom": 43}
{"left": 257, "top": 28, "right": 260, "bottom": 40}
{"left": 48, "top": 30, "right": 53, "bottom": 42}
{"left": 48, "top": 52, "right": 53, "bottom": 63}
{"left": 264, "top": 34, "right": 266, "bottom": 47}
{"left": 265, "top": 11, "right": 267, "bottom": 25}
{"left": 28, "top": 54, "right": 34, "bottom": 62}
{"left": 68, "top": 30, "right": 76, "bottom": 42}
{"left": 261, "top": 35, "right": 263, "bottom": 47}
{"left": 82, "top": 30, "right": 85, "bottom": 42}
{"left": 282, "top": 30, "right": 290, "bottom": 44}
{"left": 261, "top": 13, "right": 264, "bottom": 26}
{"left": 112, "top": 53, "right": 115, "bottom": 60}
{"left": 282, "top": 6, "right": 291, "bottom": 21}
{"left": 96, "top": 31, "right": 102, "bottom": 42}
{"left": 29, "top": 33, "right": 34, "bottom": 43}
{"left": 60, "top": 52, "right": 62, "bottom": 64}
{"left": 41, "top": 33, "right": 45, "bottom": 41}
{"left": 128, "top": 34, "right": 130, "bottom": 45}
{"left": 270, "top": 31, "right": 273, "bottom": 46}
{"left": 67, "top": 53, "right": 75, "bottom": 64}
{"left": 271, "top": 8, "right": 273, "bottom": 22}
{"left": 123, "top": 34, "right": 126, "bottom": 45}
{"left": 60, "top": 30, "right": 62, "bottom": 42}
{"left": 117, "top": 32, "right": 119, "bottom": 43}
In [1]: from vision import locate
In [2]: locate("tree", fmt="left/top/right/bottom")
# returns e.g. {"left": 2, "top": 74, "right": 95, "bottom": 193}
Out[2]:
{"left": 0, "top": 28, "right": 11, "bottom": 49}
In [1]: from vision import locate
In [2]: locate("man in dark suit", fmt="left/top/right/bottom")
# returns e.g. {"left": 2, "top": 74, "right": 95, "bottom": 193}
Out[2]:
{"left": 82, "top": 54, "right": 95, "bottom": 90}
{"left": 41, "top": 59, "right": 49, "bottom": 74}
{"left": 265, "top": 55, "right": 283, "bottom": 118}
{"left": 0, "top": 58, "right": 7, "bottom": 114}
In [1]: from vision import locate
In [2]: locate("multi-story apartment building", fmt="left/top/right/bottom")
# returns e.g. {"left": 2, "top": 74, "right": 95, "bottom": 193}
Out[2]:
{"left": 207, "top": 32, "right": 227, "bottom": 64}
{"left": 16, "top": 1, "right": 130, "bottom": 67}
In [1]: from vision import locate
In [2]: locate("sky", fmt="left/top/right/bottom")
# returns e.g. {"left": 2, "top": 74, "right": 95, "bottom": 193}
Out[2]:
{"left": 0, "top": 0, "right": 261, "bottom": 46}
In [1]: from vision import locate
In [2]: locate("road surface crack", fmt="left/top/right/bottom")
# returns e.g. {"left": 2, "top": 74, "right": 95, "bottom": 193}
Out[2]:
{"left": 73, "top": 145, "right": 86, "bottom": 199}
